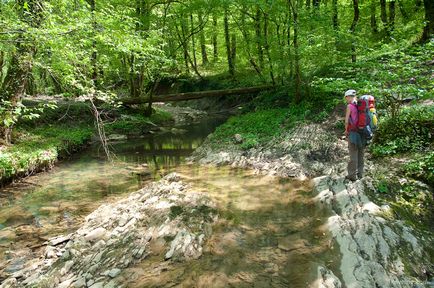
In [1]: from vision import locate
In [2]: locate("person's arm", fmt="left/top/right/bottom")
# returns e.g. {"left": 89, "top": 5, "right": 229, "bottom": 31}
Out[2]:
{"left": 344, "top": 105, "right": 350, "bottom": 135}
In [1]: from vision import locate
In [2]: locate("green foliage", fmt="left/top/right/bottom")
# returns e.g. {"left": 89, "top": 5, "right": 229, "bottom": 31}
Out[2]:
{"left": 371, "top": 175, "right": 434, "bottom": 229}
{"left": 311, "top": 42, "right": 434, "bottom": 109}
{"left": 0, "top": 125, "right": 93, "bottom": 183}
{"left": 104, "top": 108, "right": 173, "bottom": 135}
{"left": 211, "top": 109, "right": 288, "bottom": 149}
{"left": 371, "top": 105, "right": 434, "bottom": 157}
{"left": 404, "top": 152, "right": 434, "bottom": 187}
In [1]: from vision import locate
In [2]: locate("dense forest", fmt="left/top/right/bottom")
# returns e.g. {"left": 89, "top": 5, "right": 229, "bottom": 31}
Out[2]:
{"left": 0, "top": 0, "right": 433, "bottom": 287}
{"left": 0, "top": 0, "right": 433, "bottom": 143}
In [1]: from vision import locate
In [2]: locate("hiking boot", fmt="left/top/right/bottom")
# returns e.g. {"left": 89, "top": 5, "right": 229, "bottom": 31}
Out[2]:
{"left": 345, "top": 175, "right": 357, "bottom": 182}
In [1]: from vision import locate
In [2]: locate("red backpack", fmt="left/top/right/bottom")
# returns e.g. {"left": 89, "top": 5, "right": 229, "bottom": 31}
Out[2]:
{"left": 357, "top": 95, "right": 377, "bottom": 140}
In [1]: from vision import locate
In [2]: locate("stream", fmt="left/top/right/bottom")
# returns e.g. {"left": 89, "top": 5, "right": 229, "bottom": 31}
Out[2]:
{"left": 0, "top": 116, "right": 340, "bottom": 287}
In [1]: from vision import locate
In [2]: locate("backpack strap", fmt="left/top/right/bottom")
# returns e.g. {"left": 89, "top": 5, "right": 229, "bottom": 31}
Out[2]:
{"left": 348, "top": 103, "right": 358, "bottom": 131}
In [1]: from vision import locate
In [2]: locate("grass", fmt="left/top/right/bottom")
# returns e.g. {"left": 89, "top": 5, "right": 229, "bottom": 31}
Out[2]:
{"left": 0, "top": 102, "right": 174, "bottom": 184}
{"left": 209, "top": 108, "right": 289, "bottom": 150}
{"left": 104, "top": 107, "right": 173, "bottom": 135}
{"left": 0, "top": 124, "right": 93, "bottom": 184}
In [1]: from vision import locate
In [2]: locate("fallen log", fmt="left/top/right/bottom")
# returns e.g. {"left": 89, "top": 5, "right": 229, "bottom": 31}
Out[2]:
{"left": 122, "top": 85, "right": 274, "bottom": 105}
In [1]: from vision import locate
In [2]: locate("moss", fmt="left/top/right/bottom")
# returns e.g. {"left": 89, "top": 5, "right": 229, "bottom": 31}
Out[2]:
{"left": 0, "top": 124, "right": 93, "bottom": 185}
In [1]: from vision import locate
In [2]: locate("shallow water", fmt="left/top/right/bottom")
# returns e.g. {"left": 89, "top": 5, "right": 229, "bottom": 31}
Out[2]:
{"left": 0, "top": 117, "right": 224, "bottom": 254}
{"left": 125, "top": 166, "right": 340, "bottom": 287}
{"left": 0, "top": 116, "right": 339, "bottom": 287}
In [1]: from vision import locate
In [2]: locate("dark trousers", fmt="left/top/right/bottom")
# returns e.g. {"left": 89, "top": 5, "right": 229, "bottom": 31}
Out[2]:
{"left": 348, "top": 142, "right": 364, "bottom": 179}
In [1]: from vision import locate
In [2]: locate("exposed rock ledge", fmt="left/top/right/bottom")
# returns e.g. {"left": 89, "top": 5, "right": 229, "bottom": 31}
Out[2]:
{"left": 0, "top": 173, "right": 217, "bottom": 288}
{"left": 190, "top": 123, "right": 434, "bottom": 287}
{"left": 313, "top": 176, "right": 433, "bottom": 288}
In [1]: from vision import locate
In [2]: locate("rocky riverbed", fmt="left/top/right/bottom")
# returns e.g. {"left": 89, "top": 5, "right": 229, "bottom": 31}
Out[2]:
{"left": 190, "top": 122, "right": 434, "bottom": 287}
{"left": 0, "top": 173, "right": 217, "bottom": 288}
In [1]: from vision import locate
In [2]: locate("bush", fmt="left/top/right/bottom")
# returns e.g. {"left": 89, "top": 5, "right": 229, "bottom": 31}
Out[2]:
{"left": 371, "top": 105, "right": 434, "bottom": 157}
{"left": 211, "top": 108, "right": 289, "bottom": 149}
{"left": 0, "top": 124, "right": 93, "bottom": 183}
{"left": 104, "top": 108, "right": 173, "bottom": 135}
{"left": 404, "top": 152, "right": 434, "bottom": 187}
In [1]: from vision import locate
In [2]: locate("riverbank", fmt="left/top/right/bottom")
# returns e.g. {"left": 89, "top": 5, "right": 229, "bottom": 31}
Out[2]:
{"left": 0, "top": 173, "right": 218, "bottom": 287}
{"left": 0, "top": 101, "right": 210, "bottom": 186}
{"left": 189, "top": 110, "right": 434, "bottom": 286}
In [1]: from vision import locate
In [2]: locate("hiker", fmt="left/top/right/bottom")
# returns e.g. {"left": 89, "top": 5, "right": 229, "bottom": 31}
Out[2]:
{"left": 344, "top": 89, "right": 365, "bottom": 181}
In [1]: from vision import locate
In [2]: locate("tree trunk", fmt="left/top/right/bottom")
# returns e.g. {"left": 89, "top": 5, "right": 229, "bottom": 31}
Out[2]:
{"left": 231, "top": 33, "right": 236, "bottom": 74}
{"left": 350, "top": 0, "right": 359, "bottom": 63}
{"left": 263, "top": 12, "right": 275, "bottom": 85}
{"left": 332, "top": 0, "right": 338, "bottom": 31}
{"left": 136, "top": 0, "right": 150, "bottom": 32}
{"left": 89, "top": 0, "right": 98, "bottom": 88}
{"left": 380, "top": 0, "right": 388, "bottom": 29}
{"left": 236, "top": 7, "right": 264, "bottom": 79}
{"left": 212, "top": 15, "right": 218, "bottom": 61}
{"left": 0, "top": 51, "right": 4, "bottom": 82}
{"left": 255, "top": 7, "right": 264, "bottom": 69}
{"left": 0, "top": 0, "right": 41, "bottom": 144}
{"left": 421, "top": 0, "right": 434, "bottom": 42}
{"left": 389, "top": 0, "right": 395, "bottom": 31}
{"left": 190, "top": 14, "right": 197, "bottom": 69}
{"left": 122, "top": 85, "right": 274, "bottom": 104}
{"left": 178, "top": 18, "right": 190, "bottom": 73}
{"left": 370, "top": 1, "right": 378, "bottom": 33}
{"left": 0, "top": 53, "right": 28, "bottom": 144}
{"left": 289, "top": 0, "right": 301, "bottom": 103}
{"left": 198, "top": 12, "right": 208, "bottom": 65}
{"left": 224, "top": 10, "right": 234, "bottom": 76}
{"left": 287, "top": 8, "right": 293, "bottom": 80}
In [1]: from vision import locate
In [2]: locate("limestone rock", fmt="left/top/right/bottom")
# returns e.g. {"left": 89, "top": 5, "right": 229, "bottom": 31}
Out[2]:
{"left": 9, "top": 176, "right": 216, "bottom": 287}
{"left": 0, "top": 278, "right": 17, "bottom": 288}
{"left": 233, "top": 134, "right": 243, "bottom": 144}
{"left": 84, "top": 227, "right": 107, "bottom": 242}
{"left": 107, "top": 134, "right": 127, "bottom": 141}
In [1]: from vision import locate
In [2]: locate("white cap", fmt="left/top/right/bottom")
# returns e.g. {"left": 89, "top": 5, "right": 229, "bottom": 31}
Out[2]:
{"left": 345, "top": 89, "right": 356, "bottom": 97}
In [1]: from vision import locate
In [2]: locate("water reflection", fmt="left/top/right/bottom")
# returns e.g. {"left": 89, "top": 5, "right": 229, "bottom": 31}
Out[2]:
{"left": 0, "top": 116, "right": 225, "bottom": 249}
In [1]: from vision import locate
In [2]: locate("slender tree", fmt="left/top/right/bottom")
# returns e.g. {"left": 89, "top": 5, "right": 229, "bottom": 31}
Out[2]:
{"left": 370, "top": 1, "right": 378, "bottom": 33}
{"left": 421, "top": 0, "right": 434, "bottom": 42}
{"left": 190, "top": 14, "right": 198, "bottom": 69}
{"left": 263, "top": 10, "right": 275, "bottom": 85}
{"left": 255, "top": 7, "right": 264, "bottom": 70}
{"left": 288, "top": 0, "right": 301, "bottom": 103}
{"left": 332, "top": 0, "right": 338, "bottom": 31}
{"left": 380, "top": 0, "right": 388, "bottom": 33}
{"left": 212, "top": 14, "right": 218, "bottom": 61}
{"left": 350, "top": 0, "right": 360, "bottom": 62}
{"left": 224, "top": 9, "right": 234, "bottom": 76}
{"left": 1, "top": 0, "right": 44, "bottom": 144}
{"left": 198, "top": 12, "right": 208, "bottom": 65}
{"left": 389, "top": 0, "right": 396, "bottom": 31}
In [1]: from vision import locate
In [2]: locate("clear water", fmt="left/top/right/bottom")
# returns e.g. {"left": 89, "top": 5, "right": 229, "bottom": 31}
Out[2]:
{"left": 124, "top": 166, "right": 340, "bottom": 287}
{"left": 0, "top": 116, "right": 340, "bottom": 287}
{"left": 0, "top": 117, "right": 225, "bottom": 252}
